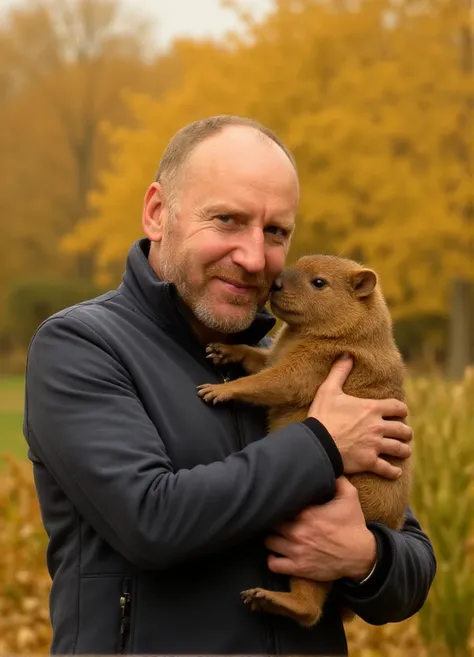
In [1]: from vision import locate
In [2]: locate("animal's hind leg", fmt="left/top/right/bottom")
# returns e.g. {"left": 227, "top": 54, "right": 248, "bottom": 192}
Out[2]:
{"left": 241, "top": 577, "right": 331, "bottom": 628}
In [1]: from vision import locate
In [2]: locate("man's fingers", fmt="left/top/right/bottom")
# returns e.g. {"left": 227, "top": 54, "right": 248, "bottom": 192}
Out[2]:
{"left": 264, "top": 535, "right": 293, "bottom": 556}
{"left": 372, "top": 457, "right": 403, "bottom": 480}
{"left": 320, "top": 355, "right": 353, "bottom": 393}
{"left": 380, "top": 437, "right": 412, "bottom": 460}
{"left": 382, "top": 421, "right": 413, "bottom": 442}
{"left": 377, "top": 398, "right": 409, "bottom": 419}
{"left": 267, "top": 554, "right": 298, "bottom": 575}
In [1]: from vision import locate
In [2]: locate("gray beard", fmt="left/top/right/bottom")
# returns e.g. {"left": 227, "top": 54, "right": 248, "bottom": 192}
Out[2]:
{"left": 192, "top": 295, "right": 257, "bottom": 334}
{"left": 160, "top": 247, "right": 257, "bottom": 334}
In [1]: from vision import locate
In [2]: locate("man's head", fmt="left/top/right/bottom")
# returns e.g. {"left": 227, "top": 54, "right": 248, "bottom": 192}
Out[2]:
{"left": 142, "top": 115, "right": 299, "bottom": 341}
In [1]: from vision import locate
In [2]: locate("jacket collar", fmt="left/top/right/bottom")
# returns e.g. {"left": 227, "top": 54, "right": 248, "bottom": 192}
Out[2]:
{"left": 119, "top": 238, "right": 276, "bottom": 347}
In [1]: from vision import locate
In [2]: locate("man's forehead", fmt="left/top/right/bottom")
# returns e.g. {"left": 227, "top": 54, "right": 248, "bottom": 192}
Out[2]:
{"left": 185, "top": 126, "right": 297, "bottom": 182}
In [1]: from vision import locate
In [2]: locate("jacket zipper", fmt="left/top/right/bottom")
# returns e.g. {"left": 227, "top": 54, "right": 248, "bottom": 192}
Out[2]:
{"left": 263, "top": 567, "right": 278, "bottom": 655}
{"left": 220, "top": 369, "right": 245, "bottom": 451}
{"left": 118, "top": 579, "right": 132, "bottom": 654}
{"left": 222, "top": 363, "right": 272, "bottom": 649}
{"left": 266, "top": 621, "right": 277, "bottom": 655}
{"left": 198, "top": 342, "right": 244, "bottom": 450}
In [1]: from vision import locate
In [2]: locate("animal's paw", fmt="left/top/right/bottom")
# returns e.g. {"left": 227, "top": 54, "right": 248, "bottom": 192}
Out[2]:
{"left": 205, "top": 343, "right": 242, "bottom": 366}
{"left": 240, "top": 588, "right": 322, "bottom": 627}
{"left": 241, "top": 588, "right": 271, "bottom": 612}
{"left": 197, "top": 382, "right": 233, "bottom": 404}
{"left": 241, "top": 588, "right": 289, "bottom": 616}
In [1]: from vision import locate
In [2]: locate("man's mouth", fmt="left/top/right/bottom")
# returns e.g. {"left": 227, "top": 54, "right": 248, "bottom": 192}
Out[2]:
{"left": 216, "top": 277, "right": 259, "bottom": 295}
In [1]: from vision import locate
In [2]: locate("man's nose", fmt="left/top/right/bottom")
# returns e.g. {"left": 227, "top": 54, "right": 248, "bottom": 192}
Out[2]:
{"left": 231, "top": 229, "right": 266, "bottom": 274}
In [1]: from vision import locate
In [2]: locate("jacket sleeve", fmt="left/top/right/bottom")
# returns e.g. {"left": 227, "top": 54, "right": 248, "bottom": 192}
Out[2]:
{"left": 336, "top": 507, "right": 436, "bottom": 623}
{"left": 24, "top": 313, "right": 339, "bottom": 570}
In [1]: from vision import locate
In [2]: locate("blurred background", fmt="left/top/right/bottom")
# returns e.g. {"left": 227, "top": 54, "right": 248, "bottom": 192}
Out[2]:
{"left": 0, "top": 0, "right": 472, "bottom": 655}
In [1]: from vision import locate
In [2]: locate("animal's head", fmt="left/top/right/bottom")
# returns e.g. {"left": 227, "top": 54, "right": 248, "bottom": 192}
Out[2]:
{"left": 269, "top": 254, "right": 388, "bottom": 336}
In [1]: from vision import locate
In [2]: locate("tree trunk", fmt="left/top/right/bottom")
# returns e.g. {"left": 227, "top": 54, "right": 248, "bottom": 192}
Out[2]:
{"left": 447, "top": 0, "right": 474, "bottom": 380}
{"left": 447, "top": 279, "right": 474, "bottom": 379}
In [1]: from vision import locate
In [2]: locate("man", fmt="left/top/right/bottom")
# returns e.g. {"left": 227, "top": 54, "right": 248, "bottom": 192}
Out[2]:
{"left": 24, "top": 115, "right": 435, "bottom": 655}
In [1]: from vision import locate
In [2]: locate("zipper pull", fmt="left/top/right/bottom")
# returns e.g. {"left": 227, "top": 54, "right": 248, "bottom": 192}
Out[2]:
{"left": 118, "top": 586, "right": 131, "bottom": 653}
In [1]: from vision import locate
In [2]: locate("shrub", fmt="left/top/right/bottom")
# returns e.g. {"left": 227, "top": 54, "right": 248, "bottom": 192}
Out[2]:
{"left": 0, "top": 279, "right": 103, "bottom": 351}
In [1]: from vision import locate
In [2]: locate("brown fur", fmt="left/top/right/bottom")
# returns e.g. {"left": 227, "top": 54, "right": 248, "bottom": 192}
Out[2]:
{"left": 197, "top": 254, "right": 411, "bottom": 628}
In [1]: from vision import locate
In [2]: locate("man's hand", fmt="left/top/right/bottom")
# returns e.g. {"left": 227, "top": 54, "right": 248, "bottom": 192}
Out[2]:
{"left": 265, "top": 477, "right": 377, "bottom": 582}
{"left": 308, "top": 355, "right": 412, "bottom": 479}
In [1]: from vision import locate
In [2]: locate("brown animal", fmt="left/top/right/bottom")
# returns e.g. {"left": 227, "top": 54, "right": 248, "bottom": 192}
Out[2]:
{"left": 197, "top": 254, "right": 411, "bottom": 628}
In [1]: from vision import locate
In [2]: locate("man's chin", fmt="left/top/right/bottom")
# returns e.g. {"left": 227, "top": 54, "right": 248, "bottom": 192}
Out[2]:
{"left": 194, "top": 302, "right": 256, "bottom": 334}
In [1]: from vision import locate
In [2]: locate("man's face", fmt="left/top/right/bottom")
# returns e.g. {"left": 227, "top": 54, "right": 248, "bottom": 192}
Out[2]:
{"left": 143, "top": 126, "right": 299, "bottom": 337}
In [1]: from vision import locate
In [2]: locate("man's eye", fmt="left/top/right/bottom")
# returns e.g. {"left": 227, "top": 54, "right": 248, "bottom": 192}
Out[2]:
{"left": 216, "top": 215, "right": 233, "bottom": 224}
{"left": 266, "top": 225, "right": 289, "bottom": 238}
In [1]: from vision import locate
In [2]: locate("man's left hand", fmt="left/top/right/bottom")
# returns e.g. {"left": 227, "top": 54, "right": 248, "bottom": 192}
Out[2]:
{"left": 265, "top": 477, "right": 377, "bottom": 583}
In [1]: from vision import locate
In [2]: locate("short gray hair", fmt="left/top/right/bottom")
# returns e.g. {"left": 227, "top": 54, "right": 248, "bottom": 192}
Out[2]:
{"left": 154, "top": 115, "right": 297, "bottom": 206}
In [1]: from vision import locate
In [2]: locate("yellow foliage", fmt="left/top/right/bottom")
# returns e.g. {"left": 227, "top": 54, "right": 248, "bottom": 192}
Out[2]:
{"left": 64, "top": 0, "right": 474, "bottom": 319}
{"left": 0, "top": 0, "right": 177, "bottom": 308}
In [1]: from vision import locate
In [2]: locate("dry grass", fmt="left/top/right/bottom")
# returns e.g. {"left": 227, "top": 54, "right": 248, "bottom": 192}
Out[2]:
{"left": 0, "top": 456, "right": 52, "bottom": 654}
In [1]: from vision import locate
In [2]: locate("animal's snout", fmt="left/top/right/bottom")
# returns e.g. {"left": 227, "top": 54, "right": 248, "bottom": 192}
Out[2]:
{"left": 271, "top": 277, "right": 283, "bottom": 292}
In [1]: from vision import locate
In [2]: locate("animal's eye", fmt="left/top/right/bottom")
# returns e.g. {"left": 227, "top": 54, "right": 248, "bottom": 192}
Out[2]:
{"left": 312, "top": 278, "right": 327, "bottom": 289}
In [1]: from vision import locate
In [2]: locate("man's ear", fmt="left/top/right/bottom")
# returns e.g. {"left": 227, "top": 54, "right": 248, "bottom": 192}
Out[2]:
{"left": 142, "top": 183, "right": 165, "bottom": 242}
{"left": 351, "top": 269, "right": 377, "bottom": 298}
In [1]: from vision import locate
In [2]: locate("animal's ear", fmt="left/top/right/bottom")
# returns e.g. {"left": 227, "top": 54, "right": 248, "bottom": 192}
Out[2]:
{"left": 351, "top": 269, "right": 377, "bottom": 298}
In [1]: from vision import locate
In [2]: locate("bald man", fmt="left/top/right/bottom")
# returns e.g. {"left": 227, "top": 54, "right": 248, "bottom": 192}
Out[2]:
{"left": 24, "top": 115, "right": 435, "bottom": 655}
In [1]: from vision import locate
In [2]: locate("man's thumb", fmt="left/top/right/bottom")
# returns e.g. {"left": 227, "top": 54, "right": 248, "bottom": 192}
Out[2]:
{"left": 323, "top": 354, "right": 353, "bottom": 392}
{"left": 335, "top": 475, "right": 356, "bottom": 497}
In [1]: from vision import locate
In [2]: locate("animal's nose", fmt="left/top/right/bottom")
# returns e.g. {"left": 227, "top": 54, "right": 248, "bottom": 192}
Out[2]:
{"left": 271, "top": 277, "right": 283, "bottom": 292}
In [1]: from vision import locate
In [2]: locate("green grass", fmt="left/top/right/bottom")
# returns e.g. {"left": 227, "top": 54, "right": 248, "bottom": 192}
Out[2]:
{"left": 0, "top": 376, "right": 27, "bottom": 460}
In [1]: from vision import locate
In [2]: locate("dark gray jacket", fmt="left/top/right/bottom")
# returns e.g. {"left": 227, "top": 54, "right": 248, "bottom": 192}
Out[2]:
{"left": 23, "top": 238, "right": 436, "bottom": 655}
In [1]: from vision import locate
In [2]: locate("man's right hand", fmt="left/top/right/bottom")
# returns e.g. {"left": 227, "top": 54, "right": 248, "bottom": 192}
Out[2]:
{"left": 308, "top": 355, "right": 412, "bottom": 480}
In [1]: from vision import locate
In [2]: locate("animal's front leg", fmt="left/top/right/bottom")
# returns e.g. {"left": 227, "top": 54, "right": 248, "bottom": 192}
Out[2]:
{"left": 206, "top": 343, "right": 269, "bottom": 374}
{"left": 198, "top": 365, "right": 309, "bottom": 407}
{"left": 197, "top": 379, "right": 246, "bottom": 404}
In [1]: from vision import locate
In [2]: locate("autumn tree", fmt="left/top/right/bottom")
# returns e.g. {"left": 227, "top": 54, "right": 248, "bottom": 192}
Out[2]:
{"left": 446, "top": 0, "right": 474, "bottom": 378}
{"left": 0, "top": 0, "right": 181, "bottom": 326}
{"left": 64, "top": 0, "right": 473, "bottom": 368}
